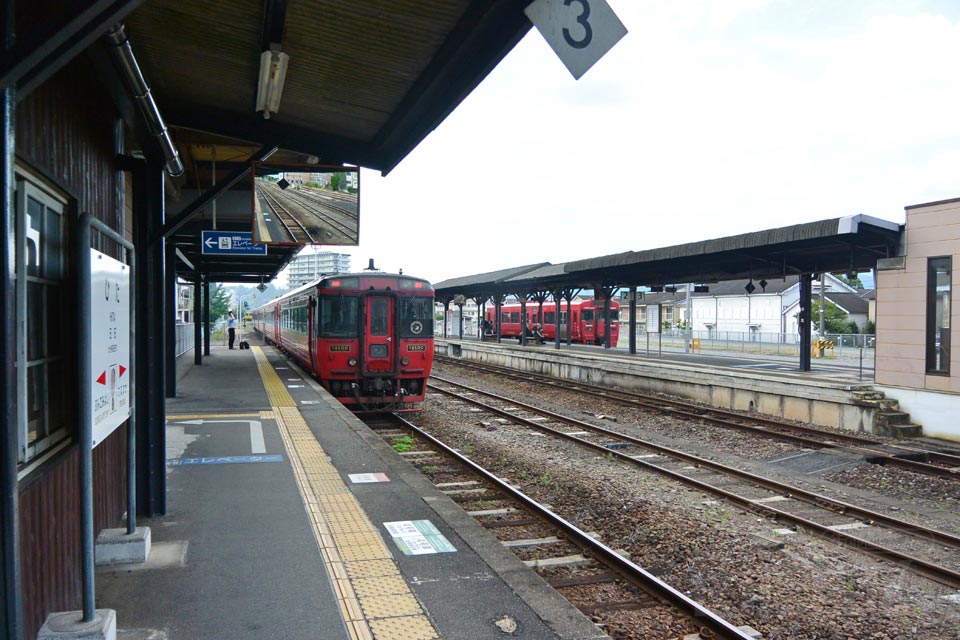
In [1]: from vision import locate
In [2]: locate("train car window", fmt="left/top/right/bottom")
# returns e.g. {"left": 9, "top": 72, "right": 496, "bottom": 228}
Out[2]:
{"left": 598, "top": 309, "right": 620, "bottom": 321}
{"left": 544, "top": 311, "right": 556, "bottom": 324}
{"left": 399, "top": 296, "right": 434, "bottom": 338}
{"left": 319, "top": 296, "right": 359, "bottom": 338}
{"left": 510, "top": 312, "right": 520, "bottom": 323}
{"left": 582, "top": 309, "right": 595, "bottom": 322}
{"left": 501, "top": 312, "right": 509, "bottom": 324}
{"left": 369, "top": 298, "right": 389, "bottom": 336}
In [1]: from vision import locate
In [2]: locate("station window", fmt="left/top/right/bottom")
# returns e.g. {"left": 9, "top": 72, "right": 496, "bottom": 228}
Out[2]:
{"left": 16, "top": 170, "right": 74, "bottom": 464}
{"left": 926, "top": 256, "right": 951, "bottom": 375}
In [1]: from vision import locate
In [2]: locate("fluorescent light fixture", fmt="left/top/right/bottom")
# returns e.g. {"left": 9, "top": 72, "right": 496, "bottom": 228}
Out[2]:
{"left": 256, "top": 47, "right": 290, "bottom": 119}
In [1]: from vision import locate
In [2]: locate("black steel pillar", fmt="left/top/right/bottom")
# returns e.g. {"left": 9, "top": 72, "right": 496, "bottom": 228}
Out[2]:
{"left": 203, "top": 278, "right": 210, "bottom": 356}
{"left": 1, "top": 82, "right": 22, "bottom": 640}
{"left": 520, "top": 297, "right": 527, "bottom": 345}
{"left": 164, "top": 241, "right": 176, "bottom": 397}
{"left": 552, "top": 291, "right": 561, "bottom": 350}
{"left": 456, "top": 302, "right": 464, "bottom": 338}
{"left": 193, "top": 269, "right": 202, "bottom": 365}
{"left": 799, "top": 273, "right": 812, "bottom": 372}
{"left": 628, "top": 286, "right": 637, "bottom": 355}
{"left": 494, "top": 297, "right": 502, "bottom": 343}
{"left": 133, "top": 160, "right": 166, "bottom": 516}
{"left": 443, "top": 301, "right": 449, "bottom": 338}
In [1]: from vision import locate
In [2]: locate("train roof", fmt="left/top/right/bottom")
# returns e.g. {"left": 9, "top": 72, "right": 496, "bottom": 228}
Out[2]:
{"left": 253, "top": 272, "right": 433, "bottom": 310}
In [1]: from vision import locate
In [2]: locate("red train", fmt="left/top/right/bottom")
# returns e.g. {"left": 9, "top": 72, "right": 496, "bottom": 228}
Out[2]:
{"left": 252, "top": 272, "right": 435, "bottom": 411}
{"left": 485, "top": 299, "right": 620, "bottom": 346}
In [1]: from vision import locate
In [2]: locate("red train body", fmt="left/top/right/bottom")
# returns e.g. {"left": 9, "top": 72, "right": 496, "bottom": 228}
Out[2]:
{"left": 485, "top": 299, "right": 620, "bottom": 346}
{"left": 253, "top": 273, "right": 435, "bottom": 410}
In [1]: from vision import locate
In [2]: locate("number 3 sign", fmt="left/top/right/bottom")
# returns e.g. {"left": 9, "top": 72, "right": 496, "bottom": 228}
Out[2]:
{"left": 524, "top": 0, "right": 628, "bottom": 80}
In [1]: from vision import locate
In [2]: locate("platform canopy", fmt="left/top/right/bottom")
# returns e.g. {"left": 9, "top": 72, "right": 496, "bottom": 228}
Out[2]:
{"left": 434, "top": 215, "right": 903, "bottom": 299}
{"left": 23, "top": 0, "right": 532, "bottom": 283}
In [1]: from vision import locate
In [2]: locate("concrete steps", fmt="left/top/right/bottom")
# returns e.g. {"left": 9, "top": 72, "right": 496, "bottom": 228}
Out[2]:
{"left": 850, "top": 389, "right": 923, "bottom": 438}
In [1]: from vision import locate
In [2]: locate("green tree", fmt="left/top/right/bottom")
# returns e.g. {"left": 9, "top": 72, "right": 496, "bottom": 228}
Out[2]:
{"left": 330, "top": 173, "right": 342, "bottom": 190}
{"left": 835, "top": 273, "right": 864, "bottom": 289}
{"left": 811, "top": 299, "right": 850, "bottom": 334}
{"left": 210, "top": 284, "right": 232, "bottom": 321}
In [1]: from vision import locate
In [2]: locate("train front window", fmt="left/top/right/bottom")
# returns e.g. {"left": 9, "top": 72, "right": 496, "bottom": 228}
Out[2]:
{"left": 582, "top": 309, "right": 595, "bottom": 322}
{"left": 599, "top": 309, "right": 620, "bottom": 321}
{"left": 399, "top": 296, "right": 434, "bottom": 338}
{"left": 369, "top": 298, "right": 389, "bottom": 336}
{"left": 319, "top": 296, "right": 359, "bottom": 338}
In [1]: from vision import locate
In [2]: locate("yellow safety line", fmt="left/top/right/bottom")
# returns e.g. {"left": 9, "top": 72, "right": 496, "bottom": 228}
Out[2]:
{"left": 252, "top": 347, "right": 439, "bottom": 640}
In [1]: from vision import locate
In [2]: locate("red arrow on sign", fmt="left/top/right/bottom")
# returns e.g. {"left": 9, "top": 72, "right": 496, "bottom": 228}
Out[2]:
{"left": 96, "top": 371, "right": 106, "bottom": 385}
{"left": 119, "top": 365, "right": 126, "bottom": 377}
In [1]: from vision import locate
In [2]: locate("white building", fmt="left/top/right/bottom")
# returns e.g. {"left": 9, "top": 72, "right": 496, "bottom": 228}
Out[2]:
{"left": 287, "top": 250, "right": 352, "bottom": 287}
{"left": 631, "top": 274, "right": 866, "bottom": 339}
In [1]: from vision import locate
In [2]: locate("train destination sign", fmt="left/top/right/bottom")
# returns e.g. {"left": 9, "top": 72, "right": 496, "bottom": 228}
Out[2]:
{"left": 251, "top": 161, "right": 360, "bottom": 247}
{"left": 524, "top": 0, "right": 627, "bottom": 80}
{"left": 201, "top": 231, "right": 267, "bottom": 255}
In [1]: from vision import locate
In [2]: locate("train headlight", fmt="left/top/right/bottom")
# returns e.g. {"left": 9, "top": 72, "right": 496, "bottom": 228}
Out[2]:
{"left": 401, "top": 357, "right": 410, "bottom": 366}
{"left": 347, "top": 358, "right": 358, "bottom": 367}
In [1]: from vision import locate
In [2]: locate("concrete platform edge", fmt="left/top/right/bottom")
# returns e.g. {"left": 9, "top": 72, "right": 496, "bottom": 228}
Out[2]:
{"left": 285, "top": 354, "right": 608, "bottom": 640}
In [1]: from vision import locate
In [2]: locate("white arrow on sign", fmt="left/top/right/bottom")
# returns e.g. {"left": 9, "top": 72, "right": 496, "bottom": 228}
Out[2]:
{"left": 204, "top": 237, "right": 216, "bottom": 248}
{"left": 175, "top": 419, "right": 266, "bottom": 454}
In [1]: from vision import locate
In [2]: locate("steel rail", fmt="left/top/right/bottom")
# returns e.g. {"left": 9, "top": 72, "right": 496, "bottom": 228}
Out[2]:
{"left": 427, "top": 376, "right": 960, "bottom": 589}
{"left": 281, "top": 188, "right": 357, "bottom": 240}
{"left": 387, "top": 412, "right": 756, "bottom": 640}
{"left": 436, "top": 356, "right": 960, "bottom": 479}
{"left": 256, "top": 183, "right": 316, "bottom": 243}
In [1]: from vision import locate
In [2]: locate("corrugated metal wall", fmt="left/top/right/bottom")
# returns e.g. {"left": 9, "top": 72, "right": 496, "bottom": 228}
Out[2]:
{"left": 15, "top": 58, "right": 129, "bottom": 638}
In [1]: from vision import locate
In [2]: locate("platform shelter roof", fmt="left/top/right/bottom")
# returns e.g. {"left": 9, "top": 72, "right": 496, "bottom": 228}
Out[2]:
{"left": 433, "top": 215, "right": 902, "bottom": 301}
{"left": 54, "top": 0, "right": 532, "bottom": 283}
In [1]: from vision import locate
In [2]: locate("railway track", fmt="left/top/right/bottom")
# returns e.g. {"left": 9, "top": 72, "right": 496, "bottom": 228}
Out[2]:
{"left": 256, "top": 183, "right": 317, "bottom": 243}
{"left": 435, "top": 355, "right": 960, "bottom": 480}
{"left": 279, "top": 187, "right": 358, "bottom": 244}
{"left": 426, "top": 374, "right": 960, "bottom": 590}
{"left": 366, "top": 413, "right": 757, "bottom": 640}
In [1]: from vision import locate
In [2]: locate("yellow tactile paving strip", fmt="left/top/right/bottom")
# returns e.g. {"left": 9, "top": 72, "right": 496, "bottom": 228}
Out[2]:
{"left": 252, "top": 347, "right": 440, "bottom": 640}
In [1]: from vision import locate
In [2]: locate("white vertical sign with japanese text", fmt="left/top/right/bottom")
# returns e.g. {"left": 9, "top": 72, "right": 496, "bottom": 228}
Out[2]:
{"left": 90, "top": 249, "right": 131, "bottom": 447}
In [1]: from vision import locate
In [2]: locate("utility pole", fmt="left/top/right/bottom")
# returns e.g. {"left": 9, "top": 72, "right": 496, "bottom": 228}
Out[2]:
{"left": 819, "top": 273, "right": 825, "bottom": 338}
{"left": 684, "top": 283, "right": 693, "bottom": 353}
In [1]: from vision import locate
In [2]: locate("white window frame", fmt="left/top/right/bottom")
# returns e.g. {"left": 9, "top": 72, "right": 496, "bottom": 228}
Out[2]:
{"left": 16, "top": 167, "right": 71, "bottom": 464}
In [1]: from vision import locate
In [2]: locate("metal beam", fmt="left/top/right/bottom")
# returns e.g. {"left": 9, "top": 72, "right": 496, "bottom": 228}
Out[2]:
{"left": 0, "top": 81, "right": 22, "bottom": 640}
{"left": 133, "top": 159, "right": 166, "bottom": 516}
{"left": 164, "top": 241, "right": 176, "bottom": 398}
{"left": 260, "top": 0, "right": 288, "bottom": 50}
{"left": 3, "top": 0, "right": 146, "bottom": 96}
{"left": 164, "top": 102, "right": 367, "bottom": 166}
{"left": 161, "top": 144, "right": 277, "bottom": 238}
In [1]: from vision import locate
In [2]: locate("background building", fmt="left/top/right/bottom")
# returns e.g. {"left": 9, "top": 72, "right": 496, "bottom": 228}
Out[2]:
{"left": 287, "top": 250, "right": 352, "bottom": 287}
{"left": 875, "top": 197, "right": 959, "bottom": 441}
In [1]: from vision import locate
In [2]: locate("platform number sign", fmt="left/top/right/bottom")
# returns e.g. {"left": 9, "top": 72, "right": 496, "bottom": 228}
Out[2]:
{"left": 524, "top": 0, "right": 628, "bottom": 80}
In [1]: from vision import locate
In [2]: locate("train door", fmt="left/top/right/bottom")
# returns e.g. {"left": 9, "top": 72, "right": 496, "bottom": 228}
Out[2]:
{"left": 364, "top": 294, "right": 395, "bottom": 373}
{"left": 308, "top": 296, "right": 316, "bottom": 371}
{"left": 273, "top": 304, "right": 281, "bottom": 345}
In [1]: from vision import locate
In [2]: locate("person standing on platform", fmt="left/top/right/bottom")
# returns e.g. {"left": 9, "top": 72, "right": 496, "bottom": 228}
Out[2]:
{"left": 228, "top": 311, "right": 237, "bottom": 349}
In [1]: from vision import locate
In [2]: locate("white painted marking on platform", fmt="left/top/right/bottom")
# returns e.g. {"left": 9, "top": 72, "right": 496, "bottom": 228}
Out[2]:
{"left": 287, "top": 384, "right": 304, "bottom": 389}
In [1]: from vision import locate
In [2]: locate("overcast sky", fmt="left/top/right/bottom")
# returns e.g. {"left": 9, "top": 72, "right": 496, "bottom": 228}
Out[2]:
{"left": 281, "top": 0, "right": 960, "bottom": 287}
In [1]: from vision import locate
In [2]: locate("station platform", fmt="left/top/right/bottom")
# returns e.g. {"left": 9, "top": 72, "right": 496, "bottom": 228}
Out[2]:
{"left": 96, "top": 340, "right": 605, "bottom": 640}
{"left": 434, "top": 336, "right": 897, "bottom": 438}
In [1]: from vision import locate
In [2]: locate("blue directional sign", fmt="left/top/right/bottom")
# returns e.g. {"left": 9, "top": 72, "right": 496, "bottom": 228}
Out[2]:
{"left": 201, "top": 231, "right": 267, "bottom": 256}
